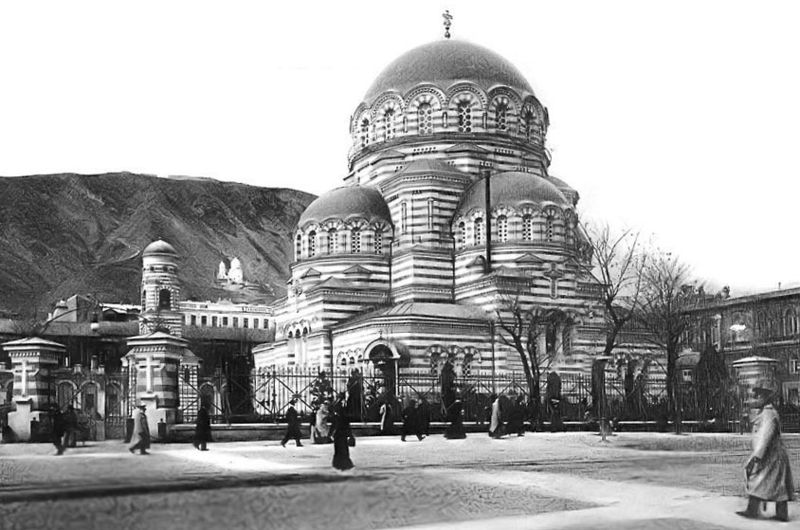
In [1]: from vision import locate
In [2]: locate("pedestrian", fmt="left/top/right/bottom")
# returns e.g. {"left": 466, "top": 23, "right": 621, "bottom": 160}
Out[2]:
{"left": 193, "top": 404, "right": 211, "bottom": 451}
{"left": 401, "top": 398, "right": 424, "bottom": 441}
{"left": 51, "top": 404, "right": 66, "bottom": 455}
{"left": 346, "top": 369, "right": 363, "bottom": 421}
{"left": 489, "top": 394, "right": 504, "bottom": 438}
{"left": 379, "top": 400, "right": 393, "bottom": 435}
{"left": 507, "top": 395, "right": 526, "bottom": 437}
{"left": 280, "top": 397, "right": 303, "bottom": 447}
{"left": 444, "top": 397, "right": 466, "bottom": 439}
{"left": 331, "top": 394, "right": 354, "bottom": 471}
{"left": 63, "top": 404, "right": 79, "bottom": 448}
{"left": 312, "top": 400, "right": 331, "bottom": 444}
{"left": 417, "top": 398, "right": 431, "bottom": 436}
{"left": 737, "top": 381, "right": 795, "bottom": 522}
{"left": 128, "top": 404, "right": 150, "bottom": 455}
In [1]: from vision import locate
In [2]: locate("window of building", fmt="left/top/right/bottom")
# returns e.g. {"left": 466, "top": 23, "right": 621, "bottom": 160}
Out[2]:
{"left": 497, "top": 215, "right": 508, "bottom": 242}
{"left": 418, "top": 103, "right": 432, "bottom": 134}
{"left": 222, "top": 316, "right": 228, "bottom": 326}
{"left": 474, "top": 218, "right": 484, "bottom": 245}
{"left": 545, "top": 216, "right": 554, "bottom": 242}
{"left": 263, "top": 319, "right": 269, "bottom": 329}
{"left": 457, "top": 102, "right": 472, "bottom": 133}
{"left": 351, "top": 228, "right": 361, "bottom": 253}
{"left": 327, "top": 228, "right": 338, "bottom": 254}
{"left": 495, "top": 103, "right": 507, "bottom": 131}
{"left": 457, "top": 221, "right": 466, "bottom": 250}
{"left": 295, "top": 234, "right": 302, "bottom": 260}
{"left": 190, "top": 315, "right": 197, "bottom": 326}
{"left": 790, "top": 358, "right": 800, "bottom": 374}
{"left": 158, "top": 289, "right": 171, "bottom": 310}
{"left": 401, "top": 202, "right": 408, "bottom": 233}
{"left": 374, "top": 230, "right": 383, "bottom": 254}
{"left": 200, "top": 315, "right": 207, "bottom": 326}
{"left": 233, "top": 317, "right": 239, "bottom": 328}
{"left": 785, "top": 309, "right": 797, "bottom": 336}
{"left": 252, "top": 318, "right": 259, "bottom": 329}
{"left": 308, "top": 231, "right": 316, "bottom": 258}
{"left": 522, "top": 215, "right": 533, "bottom": 241}
{"left": 212, "top": 316, "right": 217, "bottom": 327}
{"left": 243, "top": 318, "right": 249, "bottom": 328}
{"left": 383, "top": 108, "right": 396, "bottom": 141}
{"left": 681, "top": 369, "right": 693, "bottom": 383}
{"left": 523, "top": 109, "right": 534, "bottom": 140}
{"left": 360, "top": 118, "right": 370, "bottom": 148}
{"left": 427, "top": 198, "right": 434, "bottom": 231}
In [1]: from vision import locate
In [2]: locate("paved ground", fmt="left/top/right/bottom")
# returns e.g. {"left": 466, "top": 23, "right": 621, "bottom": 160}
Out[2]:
{"left": 1, "top": 432, "right": 799, "bottom": 529}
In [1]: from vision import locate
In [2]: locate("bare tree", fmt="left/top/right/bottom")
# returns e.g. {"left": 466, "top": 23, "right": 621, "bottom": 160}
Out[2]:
{"left": 494, "top": 297, "right": 559, "bottom": 427}
{"left": 635, "top": 250, "right": 697, "bottom": 434}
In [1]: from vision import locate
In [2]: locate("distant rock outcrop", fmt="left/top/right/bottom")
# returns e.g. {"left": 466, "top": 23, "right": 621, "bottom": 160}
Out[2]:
{"left": 0, "top": 173, "right": 315, "bottom": 316}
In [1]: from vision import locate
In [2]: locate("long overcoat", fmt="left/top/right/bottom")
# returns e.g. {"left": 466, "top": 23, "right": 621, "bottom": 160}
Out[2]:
{"left": 129, "top": 409, "right": 151, "bottom": 450}
{"left": 746, "top": 404, "right": 795, "bottom": 501}
{"left": 194, "top": 407, "right": 212, "bottom": 443}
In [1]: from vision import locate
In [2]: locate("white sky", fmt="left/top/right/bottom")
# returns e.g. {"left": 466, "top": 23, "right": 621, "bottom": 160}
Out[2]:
{"left": 1, "top": 1, "right": 798, "bottom": 295}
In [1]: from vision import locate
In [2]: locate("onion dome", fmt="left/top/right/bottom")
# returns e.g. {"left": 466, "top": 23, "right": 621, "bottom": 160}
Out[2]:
{"left": 456, "top": 172, "right": 570, "bottom": 215}
{"left": 142, "top": 240, "right": 178, "bottom": 257}
{"left": 298, "top": 186, "right": 392, "bottom": 227}
{"left": 364, "top": 40, "right": 534, "bottom": 103}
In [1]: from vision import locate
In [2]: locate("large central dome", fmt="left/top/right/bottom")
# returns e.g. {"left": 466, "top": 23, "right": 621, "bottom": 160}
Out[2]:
{"left": 363, "top": 40, "right": 534, "bottom": 103}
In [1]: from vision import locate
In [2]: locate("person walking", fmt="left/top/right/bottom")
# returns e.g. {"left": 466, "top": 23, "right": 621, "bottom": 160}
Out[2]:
{"left": 193, "top": 404, "right": 212, "bottom": 451}
{"left": 489, "top": 394, "right": 504, "bottom": 438}
{"left": 63, "top": 404, "right": 79, "bottom": 448}
{"left": 331, "top": 394, "right": 354, "bottom": 471}
{"left": 128, "top": 404, "right": 151, "bottom": 455}
{"left": 51, "top": 404, "right": 66, "bottom": 455}
{"left": 281, "top": 397, "right": 303, "bottom": 447}
{"left": 379, "top": 400, "right": 393, "bottom": 435}
{"left": 401, "top": 398, "right": 424, "bottom": 442}
{"left": 737, "top": 381, "right": 795, "bottom": 522}
{"left": 507, "top": 395, "right": 526, "bottom": 437}
{"left": 312, "top": 400, "right": 331, "bottom": 444}
{"left": 444, "top": 397, "right": 466, "bottom": 439}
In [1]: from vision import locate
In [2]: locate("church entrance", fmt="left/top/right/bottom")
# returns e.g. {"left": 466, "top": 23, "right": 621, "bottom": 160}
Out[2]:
{"left": 367, "top": 344, "right": 397, "bottom": 399}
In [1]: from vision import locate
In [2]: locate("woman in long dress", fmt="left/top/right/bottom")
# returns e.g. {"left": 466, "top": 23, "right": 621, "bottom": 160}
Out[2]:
{"left": 313, "top": 401, "right": 331, "bottom": 444}
{"left": 444, "top": 398, "right": 466, "bottom": 439}
{"left": 379, "top": 401, "right": 393, "bottom": 435}
{"left": 489, "top": 394, "right": 504, "bottom": 438}
{"left": 331, "top": 397, "right": 354, "bottom": 471}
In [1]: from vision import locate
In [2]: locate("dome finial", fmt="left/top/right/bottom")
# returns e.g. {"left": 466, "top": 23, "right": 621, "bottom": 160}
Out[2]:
{"left": 442, "top": 10, "right": 453, "bottom": 39}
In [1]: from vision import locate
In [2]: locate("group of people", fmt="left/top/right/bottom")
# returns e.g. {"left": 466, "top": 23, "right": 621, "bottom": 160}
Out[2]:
{"left": 282, "top": 394, "right": 354, "bottom": 471}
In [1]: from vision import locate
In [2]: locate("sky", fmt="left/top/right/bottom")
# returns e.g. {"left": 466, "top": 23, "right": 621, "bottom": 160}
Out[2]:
{"left": 1, "top": 1, "right": 798, "bottom": 295}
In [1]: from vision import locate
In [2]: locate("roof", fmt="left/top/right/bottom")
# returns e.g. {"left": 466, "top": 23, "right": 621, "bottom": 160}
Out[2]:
{"left": 2, "top": 337, "right": 67, "bottom": 350}
{"left": 143, "top": 240, "right": 178, "bottom": 257}
{"left": 298, "top": 185, "right": 392, "bottom": 227}
{"left": 363, "top": 40, "right": 534, "bottom": 103}
{"left": 340, "top": 302, "right": 491, "bottom": 328}
{"left": 457, "top": 171, "right": 570, "bottom": 215}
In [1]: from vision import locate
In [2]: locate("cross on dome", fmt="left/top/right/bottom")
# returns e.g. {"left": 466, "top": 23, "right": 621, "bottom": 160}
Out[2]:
{"left": 442, "top": 10, "right": 453, "bottom": 39}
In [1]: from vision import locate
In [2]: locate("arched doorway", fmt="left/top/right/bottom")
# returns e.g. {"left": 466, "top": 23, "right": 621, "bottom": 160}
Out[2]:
{"left": 367, "top": 344, "right": 397, "bottom": 399}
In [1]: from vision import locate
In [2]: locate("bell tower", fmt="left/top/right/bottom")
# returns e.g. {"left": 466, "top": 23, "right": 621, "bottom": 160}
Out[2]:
{"left": 140, "top": 240, "right": 183, "bottom": 337}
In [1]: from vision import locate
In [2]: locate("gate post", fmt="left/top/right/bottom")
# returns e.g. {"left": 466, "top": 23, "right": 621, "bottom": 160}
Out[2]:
{"left": 2, "top": 337, "right": 66, "bottom": 442}
{"left": 125, "top": 331, "right": 198, "bottom": 441}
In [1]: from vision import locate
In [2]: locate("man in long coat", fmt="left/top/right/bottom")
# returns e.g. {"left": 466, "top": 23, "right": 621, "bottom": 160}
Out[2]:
{"left": 281, "top": 397, "right": 303, "bottom": 447}
{"left": 51, "top": 405, "right": 66, "bottom": 455}
{"left": 193, "top": 405, "right": 212, "bottom": 451}
{"left": 128, "top": 405, "right": 150, "bottom": 455}
{"left": 737, "top": 382, "right": 795, "bottom": 522}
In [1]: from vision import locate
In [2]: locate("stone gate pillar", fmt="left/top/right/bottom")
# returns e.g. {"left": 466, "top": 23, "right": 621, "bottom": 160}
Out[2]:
{"left": 2, "top": 337, "right": 66, "bottom": 442}
{"left": 125, "top": 332, "right": 196, "bottom": 441}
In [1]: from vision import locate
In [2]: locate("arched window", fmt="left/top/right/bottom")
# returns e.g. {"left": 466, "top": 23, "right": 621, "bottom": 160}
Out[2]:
{"left": 374, "top": 230, "right": 383, "bottom": 254}
{"left": 545, "top": 216, "right": 554, "bottom": 242}
{"left": 474, "top": 218, "right": 484, "bottom": 245}
{"left": 495, "top": 103, "right": 508, "bottom": 131}
{"left": 295, "top": 234, "right": 302, "bottom": 260}
{"left": 522, "top": 109, "right": 535, "bottom": 140}
{"left": 401, "top": 202, "right": 408, "bottom": 233}
{"left": 351, "top": 228, "right": 361, "bottom": 253}
{"left": 427, "top": 198, "right": 435, "bottom": 230}
{"left": 418, "top": 103, "right": 433, "bottom": 134}
{"left": 497, "top": 215, "right": 508, "bottom": 242}
{"left": 457, "top": 221, "right": 466, "bottom": 250}
{"left": 327, "top": 228, "right": 338, "bottom": 254}
{"left": 383, "top": 108, "right": 396, "bottom": 141}
{"left": 158, "top": 289, "right": 171, "bottom": 310}
{"left": 522, "top": 215, "right": 533, "bottom": 241}
{"left": 785, "top": 309, "right": 797, "bottom": 336}
{"left": 360, "top": 118, "right": 370, "bottom": 148}
{"left": 457, "top": 102, "right": 472, "bottom": 132}
{"left": 308, "top": 231, "right": 317, "bottom": 257}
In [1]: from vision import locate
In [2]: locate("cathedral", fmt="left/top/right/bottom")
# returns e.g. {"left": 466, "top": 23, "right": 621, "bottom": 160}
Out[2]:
{"left": 253, "top": 34, "right": 614, "bottom": 381}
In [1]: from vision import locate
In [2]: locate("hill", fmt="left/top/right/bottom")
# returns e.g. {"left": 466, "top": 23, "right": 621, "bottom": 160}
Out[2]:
{"left": 0, "top": 173, "right": 315, "bottom": 316}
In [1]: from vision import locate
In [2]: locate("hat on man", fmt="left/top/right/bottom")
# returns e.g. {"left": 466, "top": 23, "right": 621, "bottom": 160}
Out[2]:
{"left": 137, "top": 403, "right": 147, "bottom": 410}
{"left": 751, "top": 379, "right": 777, "bottom": 397}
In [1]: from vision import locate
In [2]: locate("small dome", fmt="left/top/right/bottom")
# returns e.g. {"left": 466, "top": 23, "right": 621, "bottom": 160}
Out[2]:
{"left": 298, "top": 186, "right": 392, "bottom": 227}
{"left": 143, "top": 240, "right": 178, "bottom": 257}
{"left": 364, "top": 40, "right": 534, "bottom": 103}
{"left": 456, "top": 172, "right": 569, "bottom": 215}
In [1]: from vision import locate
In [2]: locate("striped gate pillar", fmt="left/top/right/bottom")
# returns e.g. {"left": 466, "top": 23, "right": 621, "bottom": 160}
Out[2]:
{"left": 125, "top": 332, "right": 194, "bottom": 441}
{"left": 2, "top": 337, "right": 67, "bottom": 441}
